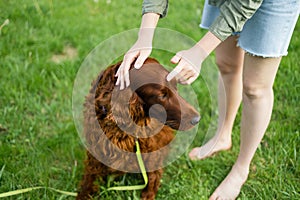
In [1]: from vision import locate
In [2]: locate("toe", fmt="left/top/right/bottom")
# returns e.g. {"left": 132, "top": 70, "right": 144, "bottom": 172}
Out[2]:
{"left": 188, "top": 147, "right": 201, "bottom": 160}
{"left": 209, "top": 192, "right": 219, "bottom": 200}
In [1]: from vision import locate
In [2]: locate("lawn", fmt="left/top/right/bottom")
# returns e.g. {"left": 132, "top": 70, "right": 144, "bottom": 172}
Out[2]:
{"left": 0, "top": 0, "right": 299, "bottom": 199}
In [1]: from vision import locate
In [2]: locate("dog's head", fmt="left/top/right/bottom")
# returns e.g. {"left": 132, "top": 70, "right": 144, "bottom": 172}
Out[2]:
{"left": 111, "top": 58, "right": 200, "bottom": 132}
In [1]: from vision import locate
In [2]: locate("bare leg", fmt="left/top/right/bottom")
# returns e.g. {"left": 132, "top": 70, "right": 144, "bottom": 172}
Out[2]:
{"left": 190, "top": 36, "right": 244, "bottom": 159}
{"left": 209, "top": 54, "right": 281, "bottom": 200}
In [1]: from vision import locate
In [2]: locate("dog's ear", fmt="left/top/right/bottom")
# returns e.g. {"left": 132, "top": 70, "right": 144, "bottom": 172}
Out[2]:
{"left": 128, "top": 91, "right": 145, "bottom": 123}
{"left": 111, "top": 87, "right": 145, "bottom": 128}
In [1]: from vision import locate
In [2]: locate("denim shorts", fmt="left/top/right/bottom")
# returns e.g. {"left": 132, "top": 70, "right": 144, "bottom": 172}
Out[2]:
{"left": 200, "top": 0, "right": 300, "bottom": 57}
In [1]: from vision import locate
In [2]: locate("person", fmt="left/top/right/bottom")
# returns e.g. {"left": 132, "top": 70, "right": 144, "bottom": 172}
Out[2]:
{"left": 115, "top": 0, "right": 300, "bottom": 199}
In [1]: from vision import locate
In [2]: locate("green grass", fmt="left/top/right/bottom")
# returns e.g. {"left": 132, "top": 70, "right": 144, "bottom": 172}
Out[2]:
{"left": 0, "top": 0, "right": 299, "bottom": 199}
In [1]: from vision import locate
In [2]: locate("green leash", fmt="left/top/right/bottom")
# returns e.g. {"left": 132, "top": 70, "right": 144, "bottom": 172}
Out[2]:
{"left": 107, "top": 139, "right": 148, "bottom": 191}
{"left": 0, "top": 187, "right": 77, "bottom": 198}
{"left": 0, "top": 140, "right": 148, "bottom": 198}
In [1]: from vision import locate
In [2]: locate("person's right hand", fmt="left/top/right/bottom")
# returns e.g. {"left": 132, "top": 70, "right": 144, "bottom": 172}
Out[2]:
{"left": 115, "top": 38, "right": 152, "bottom": 90}
{"left": 166, "top": 44, "right": 208, "bottom": 84}
{"left": 115, "top": 13, "right": 159, "bottom": 90}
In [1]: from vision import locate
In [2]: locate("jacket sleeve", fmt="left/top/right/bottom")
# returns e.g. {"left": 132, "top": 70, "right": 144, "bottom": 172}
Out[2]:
{"left": 142, "top": 0, "right": 168, "bottom": 18}
{"left": 209, "top": 0, "right": 263, "bottom": 41}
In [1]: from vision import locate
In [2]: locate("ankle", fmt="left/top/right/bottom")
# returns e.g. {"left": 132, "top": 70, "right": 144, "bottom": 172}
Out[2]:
{"left": 215, "top": 128, "right": 232, "bottom": 143}
{"left": 232, "top": 163, "right": 250, "bottom": 180}
{"left": 217, "top": 123, "right": 233, "bottom": 135}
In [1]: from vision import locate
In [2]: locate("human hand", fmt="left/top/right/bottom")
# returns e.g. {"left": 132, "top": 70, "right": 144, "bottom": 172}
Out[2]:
{"left": 115, "top": 13, "right": 159, "bottom": 90}
{"left": 166, "top": 44, "right": 208, "bottom": 84}
{"left": 115, "top": 37, "right": 152, "bottom": 90}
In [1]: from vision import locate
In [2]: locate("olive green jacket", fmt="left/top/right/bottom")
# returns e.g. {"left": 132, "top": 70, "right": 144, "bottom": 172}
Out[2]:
{"left": 142, "top": 0, "right": 263, "bottom": 41}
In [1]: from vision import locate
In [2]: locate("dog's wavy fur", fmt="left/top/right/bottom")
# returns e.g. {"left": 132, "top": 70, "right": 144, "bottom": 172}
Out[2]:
{"left": 77, "top": 58, "right": 199, "bottom": 200}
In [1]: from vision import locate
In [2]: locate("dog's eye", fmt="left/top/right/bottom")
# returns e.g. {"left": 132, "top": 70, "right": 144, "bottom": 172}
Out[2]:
{"left": 157, "top": 92, "right": 168, "bottom": 100}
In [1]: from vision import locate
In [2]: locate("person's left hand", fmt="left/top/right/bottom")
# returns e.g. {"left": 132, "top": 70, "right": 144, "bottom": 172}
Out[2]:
{"left": 166, "top": 44, "right": 208, "bottom": 84}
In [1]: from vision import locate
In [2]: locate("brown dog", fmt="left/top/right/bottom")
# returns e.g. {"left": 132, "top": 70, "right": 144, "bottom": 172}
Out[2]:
{"left": 77, "top": 58, "right": 200, "bottom": 200}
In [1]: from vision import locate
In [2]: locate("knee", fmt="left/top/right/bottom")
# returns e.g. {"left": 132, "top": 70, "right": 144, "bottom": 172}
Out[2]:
{"left": 216, "top": 57, "right": 242, "bottom": 75}
{"left": 243, "top": 81, "right": 272, "bottom": 100}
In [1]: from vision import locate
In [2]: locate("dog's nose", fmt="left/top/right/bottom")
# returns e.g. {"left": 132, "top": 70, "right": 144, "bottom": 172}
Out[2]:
{"left": 190, "top": 115, "right": 201, "bottom": 125}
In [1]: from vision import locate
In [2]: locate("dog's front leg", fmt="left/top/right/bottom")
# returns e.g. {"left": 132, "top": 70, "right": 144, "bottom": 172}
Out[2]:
{"left": 141, "top": 169, "right": 163, "bottom": 200}
{"left": 77, "top": 152, "right": 107, "bottom": 200}
{"left": 76, "top": 172, "right": 98, "bottom": 200}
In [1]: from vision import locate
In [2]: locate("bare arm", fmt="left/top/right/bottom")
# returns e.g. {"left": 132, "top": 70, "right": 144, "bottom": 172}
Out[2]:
{"left": 115, "top": 13, "right": 159, "bottom": 90}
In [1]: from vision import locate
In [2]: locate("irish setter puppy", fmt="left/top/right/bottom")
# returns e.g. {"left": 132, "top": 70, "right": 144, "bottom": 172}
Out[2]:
{"left": 77, "top": 58, "right": 200, "bottom": 200}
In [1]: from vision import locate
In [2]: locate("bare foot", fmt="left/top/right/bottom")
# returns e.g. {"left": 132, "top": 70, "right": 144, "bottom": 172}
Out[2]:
{"left": 189, "top": 132, "right": 232, "bottom": 160}
{"left": 209, "top": 164, "right": 249, "bottom": 200}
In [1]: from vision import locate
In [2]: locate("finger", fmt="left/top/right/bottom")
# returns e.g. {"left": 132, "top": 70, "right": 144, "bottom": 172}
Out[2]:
{"left": 118, "top": 53, "right": 137, "bottom": 88}
{"left": 181, "top": 75, "right": 198, "bottom": 85}
{"left": 172, "top": 65, "right": 192, "bottom": 82}
{"left": 166, "top": 63, "right": 184, "bottom": 82}
{"left": 183, "top": 69, "right": 197, "bottom": 79}
{"left": 178, "top": 75, "right": 191, "bottom": 84}
{"left": 178, "top": 74, "right": 191, "bottom": 85}
{"left": 116, "top": 76, "right": 120, "bottom": 86}
{"left": 177, "top": 68, "right": 197, "bottom": 84}
{"left": 186, "top": 75, "right": 198, "bottom": 84}
{"left": 125, "top": 71, "right": 130, "bottom": 87}
{"left": 117, "top": 61, "right": 127, "bottom": 89}
{"left": 170, "top": 54, "right": 181, "bottom": 64}
{"left": 119, "top": 70, "right": 125, "bottom": 90}
{"left": 115, "top": 72, "right": 120, "bottom": 85}
{"left": 178, "top": 80, "right": 188, "bottom": 85}
{"left": 115, "top": 58, "right": 129, "bottom": 77}
{"left": 115, "top": 62, "right": 124, "bottom": 85}
{"left": 115, "top": 66, "right": 120, "bottom": 77}
{"left": 122, "top": 58, "right": 133, "bottom": 88}
{"left": 177, "top": 77, "right": 183, "bottom": 84}
{"left": 134, "top": 51, "right": 149, "bottom": 69}
{"left": 189, "top": 64, "right": 200, "bottom": 74}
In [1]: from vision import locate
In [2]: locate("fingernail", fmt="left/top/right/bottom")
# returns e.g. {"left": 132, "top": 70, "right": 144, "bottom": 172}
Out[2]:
{"left": 134, "top": 63, "right": 141, "bottom": 69}
{"left": 166, "top": 75, "right": 171, "bottom": 81}
{"left": 171, "top": 56, "right": 179, "bottom": 64}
